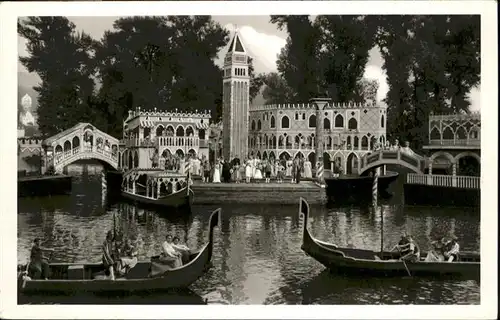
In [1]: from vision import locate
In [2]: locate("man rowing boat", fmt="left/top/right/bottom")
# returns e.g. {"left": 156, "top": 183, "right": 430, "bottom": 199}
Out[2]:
{"left": 391, "top": 233, "right": 420, "bottom": 262}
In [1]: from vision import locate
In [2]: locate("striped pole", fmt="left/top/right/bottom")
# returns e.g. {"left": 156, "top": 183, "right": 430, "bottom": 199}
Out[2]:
{"left": 184, "top": 162, "right": 192, "bottom": 186}
{"left": 101, "top": 170, "right": 107, "bottom": 207}
{"left": 372, "top": 167, "right": 379, "bottom": 207}
{"left": 316, "top": 161, "right": 324, "bottom": 185}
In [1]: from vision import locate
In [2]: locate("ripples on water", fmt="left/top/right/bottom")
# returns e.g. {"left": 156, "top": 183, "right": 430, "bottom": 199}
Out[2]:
{"left": 17, "top": 175, "right": 480, "bottom": 305}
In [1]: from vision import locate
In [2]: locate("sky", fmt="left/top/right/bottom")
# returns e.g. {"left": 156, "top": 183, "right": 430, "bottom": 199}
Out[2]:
{"left": 18, "top": 15, "right": 481, "bottom": 110}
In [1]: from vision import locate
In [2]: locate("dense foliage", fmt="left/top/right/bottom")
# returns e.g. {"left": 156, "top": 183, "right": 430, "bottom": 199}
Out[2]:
{"left": 20, "top": 15, "right": 480, "bottom": 148}
{"left": 269, "top": 15, "right": 480, "bottom": 150}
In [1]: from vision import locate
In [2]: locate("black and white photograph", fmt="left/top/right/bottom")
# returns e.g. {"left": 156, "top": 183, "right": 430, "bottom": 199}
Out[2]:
{"left": 0, "top": 1, "right": 497, "bottom": 319}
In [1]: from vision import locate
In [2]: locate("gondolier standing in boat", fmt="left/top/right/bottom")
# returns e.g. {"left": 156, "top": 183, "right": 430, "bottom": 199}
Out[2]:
{"left": 29, "top": 238, "right": 54, "bottom": 280}
{"left": 102, "top": 230, "right": 116, "bottom": 280}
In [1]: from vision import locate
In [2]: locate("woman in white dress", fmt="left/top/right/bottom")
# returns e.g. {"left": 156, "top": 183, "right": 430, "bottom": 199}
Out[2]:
{"left": 212, "top": 161, "right": 221, "bottom": 183}
{"left": 286, "top": 159, "right": 293, "bottom": 177}
{"left": 245, "top": 157, "right": 252, "bottom": 183}
{"left": 254, "top": 160, "right": 263, "bottom": 180}
{"left": 304, "top": 160, "right": 312, "bottom": 178}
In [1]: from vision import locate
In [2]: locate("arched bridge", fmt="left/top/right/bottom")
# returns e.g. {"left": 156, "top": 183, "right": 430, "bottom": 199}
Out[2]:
{"left": 359, "top": 149, "right": 427, "bottom": 176}
{"left": 43, "top": 123, "right": 119, "bottom": 173}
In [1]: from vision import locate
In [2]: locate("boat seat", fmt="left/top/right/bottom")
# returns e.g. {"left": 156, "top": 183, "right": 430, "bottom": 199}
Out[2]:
{"left": 67, "top": 265, "right": 85, "bottom": 279}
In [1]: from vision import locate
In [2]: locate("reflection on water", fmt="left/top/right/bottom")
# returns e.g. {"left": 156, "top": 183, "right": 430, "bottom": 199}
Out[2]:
{"left": 17, "top": 175, "right": 480, "bottom": 304}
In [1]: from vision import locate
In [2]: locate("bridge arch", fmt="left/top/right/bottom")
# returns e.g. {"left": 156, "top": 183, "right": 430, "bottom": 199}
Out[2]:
{"left": 359, "top": 150, "right": 425, "bottom": 176}
{"left": 430, "top": 151, "right": 455, "bottom": 164}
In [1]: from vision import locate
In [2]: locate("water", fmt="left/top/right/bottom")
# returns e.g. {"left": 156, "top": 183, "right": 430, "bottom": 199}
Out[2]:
{"left": 17, "top": 174, "right": 480, "bottom": 305}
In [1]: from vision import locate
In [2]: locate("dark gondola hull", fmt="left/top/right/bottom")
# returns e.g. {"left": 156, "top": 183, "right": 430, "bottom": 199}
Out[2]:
{"left": 121, "top": 186, "right": 193, "bottom": 209}
{"left": 19, "top": 208, "right": 221, "bottom": 294}
{"left": 299, "top": 198, "right": 480, "bottom": 279}
{"left": 325, "top": 171, "right": 399, "bottom": 204}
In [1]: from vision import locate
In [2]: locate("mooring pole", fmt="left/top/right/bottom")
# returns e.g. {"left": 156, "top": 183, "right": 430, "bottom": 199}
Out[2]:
{"left": 310, "top": 97, "right": 330, "bottom": 186}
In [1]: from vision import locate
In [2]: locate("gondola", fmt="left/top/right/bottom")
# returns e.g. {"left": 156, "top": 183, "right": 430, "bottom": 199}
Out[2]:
{"left": 121, "top": 169, "right": 194, "bottom": 209}
{"left": 18, "top": 208, "right": 221, "bottom": 294}
{"left": 121, "top": 184, "right": 193, "bottom": 209}
{"left": 298, "top": 198, "right": 480, "bottom": 278}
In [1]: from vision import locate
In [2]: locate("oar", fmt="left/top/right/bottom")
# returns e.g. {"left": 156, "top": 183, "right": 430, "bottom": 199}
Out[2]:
{"left": 402, "top": 258, "right": 412, "bottom": 277}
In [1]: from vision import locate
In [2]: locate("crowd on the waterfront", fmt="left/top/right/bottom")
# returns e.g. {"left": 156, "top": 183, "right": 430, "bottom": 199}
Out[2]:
{"left": 147, "top": 148, "right": 316, "bottom": 184}
{"left": 390, "top": 233, "right": 461, "bottom": 263}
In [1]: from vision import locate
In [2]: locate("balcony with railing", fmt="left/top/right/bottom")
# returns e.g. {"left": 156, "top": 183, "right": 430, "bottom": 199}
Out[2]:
{"left": 428, "top": 138, "right": 481, "bottom": 147}
{"left": 406, "top": 173, "right": 480, "bottom": 189}
{"left": 122, "top": 136, "right": 206, "bottom": 149}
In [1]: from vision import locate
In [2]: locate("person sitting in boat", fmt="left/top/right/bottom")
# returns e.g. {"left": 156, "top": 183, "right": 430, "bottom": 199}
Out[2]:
{"left": 116, "top": 238, "right": 138, "bottom": 275}
{"left": 160, "top": 235, "right": 182, "bottom": 268}
{"left": 424, "top": 238, "right": 445, "bottom": 262}
{"left": 399, "top": 235, "right": 420, "bottom": 262}
{"left": 102, "top": 230, "right": 117, "bottom": 280}
{"left": 443, "top": 236, "right": 460, "bottom": 262}
{"left": 172, "top": 236, "right": 191, "bottom": 265}
{"left": 391, "top": 234, "right": 410, "bottom": 257}
{"left": 28, "top": 238, "right": 54, "bottom": 280}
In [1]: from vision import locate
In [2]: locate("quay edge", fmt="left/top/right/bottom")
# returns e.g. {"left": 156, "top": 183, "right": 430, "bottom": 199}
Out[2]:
{"left": 18, "top": 174, "right": 72, "bottom": 197}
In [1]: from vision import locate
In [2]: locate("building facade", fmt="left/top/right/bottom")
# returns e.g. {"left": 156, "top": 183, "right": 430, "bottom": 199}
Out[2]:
{"left": 424, "top": 112, "right": 481, "bottom": 176}
{"left": 121, "top": 107, "right": 211, "bottom": 170}
{"left": 222, "top": 30, "right": 250, "bottom": 161}
{"left": 248, "top": 101, "right": 388, "bottom": 175}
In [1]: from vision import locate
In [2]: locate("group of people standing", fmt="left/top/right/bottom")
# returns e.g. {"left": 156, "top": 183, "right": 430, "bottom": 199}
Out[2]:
{"left": 200, "top": 154, "right": 314, "bottom": 184}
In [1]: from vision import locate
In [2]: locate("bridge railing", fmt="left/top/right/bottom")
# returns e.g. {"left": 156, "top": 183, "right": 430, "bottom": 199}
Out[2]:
{"left": 407, "top": 173, "right": 480, "bottom": 189}
{"left": 429, "top": 139, "right": 480, "bottom": 147}
{"left": 360, "top": 149, "right": 426, "bottom": 173}
{"left": 53, "top": 145, "right": 118, "bottom": 166}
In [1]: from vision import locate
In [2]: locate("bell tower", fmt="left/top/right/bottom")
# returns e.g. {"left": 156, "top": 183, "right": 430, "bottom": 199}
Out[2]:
{"left": 222, "top": 29, "right": 250, "bottom": 161}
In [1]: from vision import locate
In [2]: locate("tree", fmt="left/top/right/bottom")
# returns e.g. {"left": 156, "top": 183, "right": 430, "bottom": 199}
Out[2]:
{"left": 95, "top": 16, "right": 230, "bottom": 133}
{"left": 18, "top": 17, "right": 97, "bottom": 137}
{"left": 271, "top": 15, "right": 322, "bottom": 101}
{"left": 375, "top": 15, "right": 480, "bottom": 149}
{"left": 248, "top": 57, "right": 265, "bottom": 103}
{"left": 357, "top": 78, "right": 379, "bottom": 103}
{"left": 314, "top": 16, "right": 378, "bottom": 102}
{"left": 261, "top": 72, "right": 295, "bottom": 104}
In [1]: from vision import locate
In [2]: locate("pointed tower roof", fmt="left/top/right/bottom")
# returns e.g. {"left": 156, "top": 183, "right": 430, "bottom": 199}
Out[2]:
{"left": 228, "top": 29, "right": 247, "bottom": 54}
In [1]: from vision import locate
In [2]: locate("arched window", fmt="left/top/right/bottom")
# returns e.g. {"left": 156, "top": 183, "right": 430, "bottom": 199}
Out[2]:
{"left": 251, "top": 120, "right": 256, "bottom": 131}
{"left": 456, "top": 126, "right": 467, "bottom": 139}
{"left": 323, "top": 118, "right": 331, "bottom": 130}
{"left": 257, "top": 120, "right": 262, "bottom": 130}
{"left": 295, "top": 112, "right": 299, "bottom": 120}
{"left": 309, "top": 115, "right": 316, "bottom": 128}
{"left": 348, "top": 118, "right": 357, "bottom": 130}
{"left": 281, "top": 116, "right": 290, "bottom": 129}
{"left": 381, "top": 115, "right": 385, "bottom": 128}
{"left": 176, "top": 126, "right": 184, "bottom": 137}
{"left": 270, "top": 116, "right": 275, "bottom": 128}
{"left": 334, "top": 114, "right": 344, "bottom": 128}
{"left": 361, "top": 136, "right": 368, "bottom": 150}
{"left": 429, "top": 127, "right": 440, "bottom": 140}
{"left": 156, "top": 125, "right": 164, "bottom": 137}
{"left": 442, "top": 127, "right": 454, "bottom": 139}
